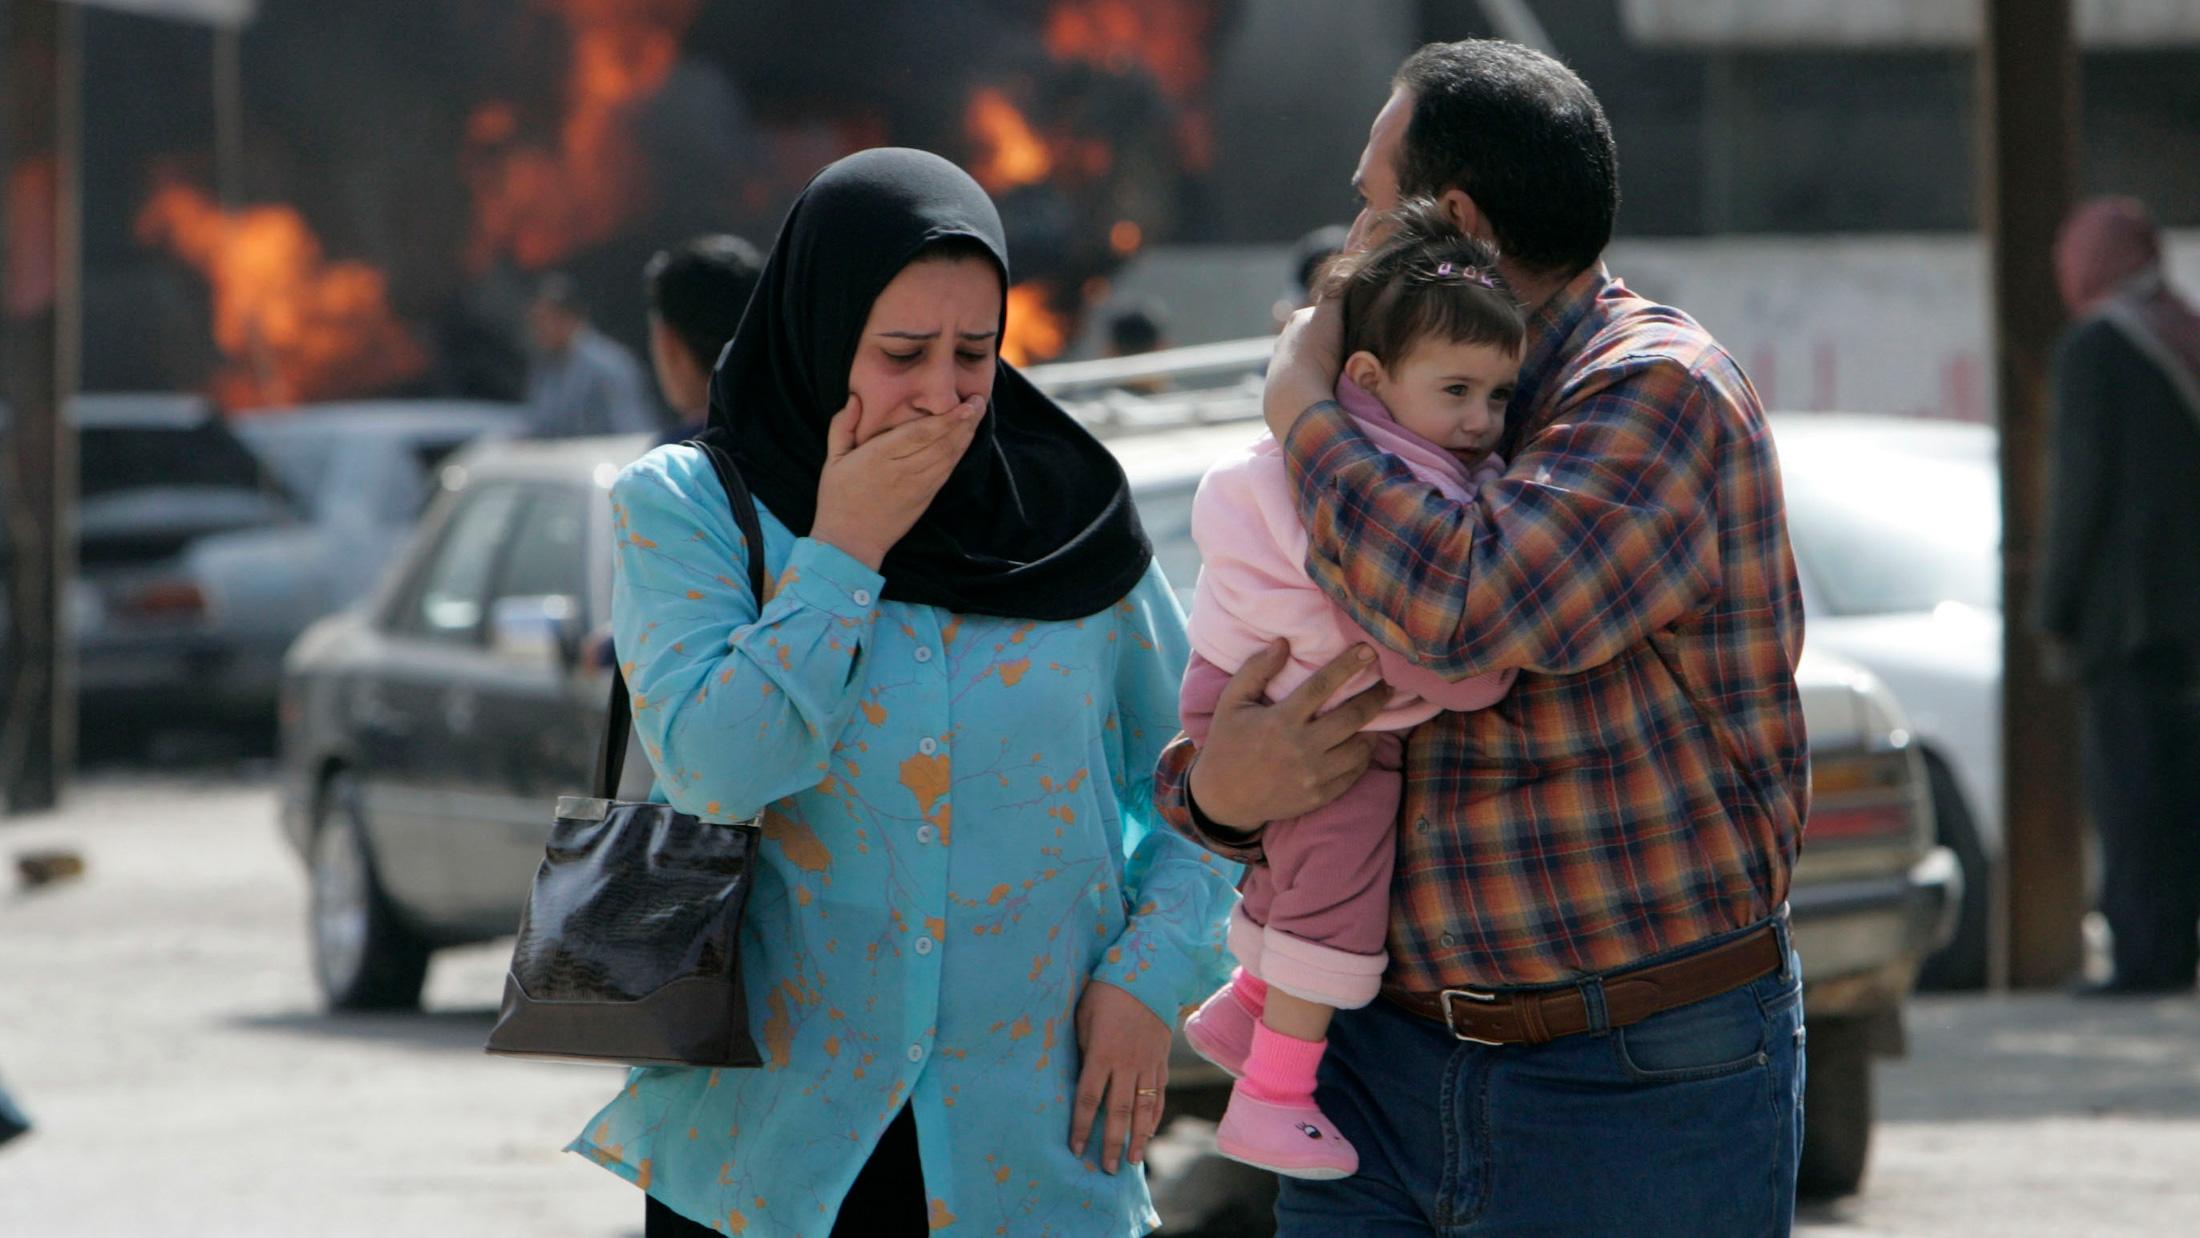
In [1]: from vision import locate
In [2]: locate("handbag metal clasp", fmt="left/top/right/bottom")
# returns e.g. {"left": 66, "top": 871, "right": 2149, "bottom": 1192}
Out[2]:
{"left": 554, "top": 796, "right": 613, "bottom": 823}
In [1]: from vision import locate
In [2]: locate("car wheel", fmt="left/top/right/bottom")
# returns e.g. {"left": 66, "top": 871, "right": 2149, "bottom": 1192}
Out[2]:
{"left": 310, "top": 771, "right": 430, "bottom": 1011}
{"left": 1797, "top": 1016, "right": 1874, "bottom": 1199}
{"left": 1917, "top": 755, "right": 1991, "bottom": 991}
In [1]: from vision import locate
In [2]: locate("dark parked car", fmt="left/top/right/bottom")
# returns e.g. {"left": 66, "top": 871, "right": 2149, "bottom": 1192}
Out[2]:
{"left": 58, "top": 394, "right": 304, "bottom": 743}
{"left": 277, "top": 433, "right": 647, "bottom": 1009}
{"left": 18, "top": 395, "right": 517, "bottom": 749}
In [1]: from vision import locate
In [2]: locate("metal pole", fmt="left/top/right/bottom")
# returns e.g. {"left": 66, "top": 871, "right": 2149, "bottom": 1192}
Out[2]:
{"left": 211, "top": 18, "right": 274, "bottom": 400}
{"left": 1980, "top": 0, "right": 2085, "bottom": 987}
{"left": 1, "top": 0, "right": 82, "bottom": 814}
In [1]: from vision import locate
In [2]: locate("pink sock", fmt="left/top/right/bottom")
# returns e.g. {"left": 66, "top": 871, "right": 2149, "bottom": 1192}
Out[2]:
{"left": 1239, "top": 1022, "right": 1326, "bottom": 1106}
{"left": 1229, "top": 970, "right": 1270, "bottom": 1017}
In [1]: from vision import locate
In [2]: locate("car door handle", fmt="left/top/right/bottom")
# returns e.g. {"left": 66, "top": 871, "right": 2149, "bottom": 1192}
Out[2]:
{"left": 444, "top": 690, "right": 477, "bottom": 735}
{"left": 352, "top": 687, "right": 411, "bottom": 738}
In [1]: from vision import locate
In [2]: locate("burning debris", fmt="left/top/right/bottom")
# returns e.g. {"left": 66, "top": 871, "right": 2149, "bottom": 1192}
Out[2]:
{"left": 121, "top": 0, "right": 1239, "bottom": 406}
{"left": 968, "top": 87, "right": 1055, "bottom": 193}
{"left": 1045, "top": 0, "right": 1225, "bottom": 172}
{"left": 463, "top": 0, "right": 703, "bottom": 272}
{"left": 133, "top": 179, "right": 426, "bottom": 412}
{"left": 1003, "top": 282, "right": 1071, "bottom": 367}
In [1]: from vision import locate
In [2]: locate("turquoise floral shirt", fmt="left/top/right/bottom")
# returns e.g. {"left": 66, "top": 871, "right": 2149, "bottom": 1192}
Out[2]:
{"left": 570, "top": 445, "right": 1238, "bottom": 1237}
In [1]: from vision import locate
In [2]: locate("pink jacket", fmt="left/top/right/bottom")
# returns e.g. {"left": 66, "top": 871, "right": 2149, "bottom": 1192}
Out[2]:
{"left": 1186, "top": 376, "right": 1517, "bottom": 731}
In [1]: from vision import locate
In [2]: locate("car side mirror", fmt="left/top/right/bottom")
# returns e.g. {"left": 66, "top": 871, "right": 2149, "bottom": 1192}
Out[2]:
{"left": 488, "top": 595, "right": 585, "bottom": 674}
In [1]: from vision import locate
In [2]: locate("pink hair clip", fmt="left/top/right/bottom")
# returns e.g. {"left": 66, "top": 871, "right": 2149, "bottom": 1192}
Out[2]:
{"left": 1433, "top": 260, "right": 1496, "bottom": 288}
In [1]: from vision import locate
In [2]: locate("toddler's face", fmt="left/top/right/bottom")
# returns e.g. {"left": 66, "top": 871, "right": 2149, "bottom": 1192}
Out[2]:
{"left": 1356, "top": 337, "right": 1518, "bottom": 467}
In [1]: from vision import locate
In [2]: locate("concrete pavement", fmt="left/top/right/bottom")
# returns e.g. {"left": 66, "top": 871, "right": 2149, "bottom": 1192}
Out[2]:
{"left": 2, "top": 772, "right": 2197, "bottom": 1235}
{"left": 1798, "top": 991, "right": 2200, "bottom": 1234}
{"left": 0, "top": 773, "right": 640, "bottom": 1237}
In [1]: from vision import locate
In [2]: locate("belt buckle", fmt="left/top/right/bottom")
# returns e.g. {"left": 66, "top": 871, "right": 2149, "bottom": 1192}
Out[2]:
{"left": 1438, "top": 986, "right": 1506, "bottom": 1045}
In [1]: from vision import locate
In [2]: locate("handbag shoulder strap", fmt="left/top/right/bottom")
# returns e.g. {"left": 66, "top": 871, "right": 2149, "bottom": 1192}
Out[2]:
{"left": 594, "top": 441, "right": 768, "bottom": 798}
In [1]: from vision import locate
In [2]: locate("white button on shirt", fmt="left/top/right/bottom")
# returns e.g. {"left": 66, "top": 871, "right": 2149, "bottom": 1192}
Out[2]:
{"left": 907, "top": 1044, "right": 925, "bottom": 1063}
{"left": 915, "top": 825, "right": 935, "bottom": 844}
{"left": 918, "top": 737, "right": 938, "bottom": 756}
{"left": 913, "top": 646, "right": 933, "bottom": 663}
{"left": 851, "top": 589, "right": 873, "bottom": 607}
{"left": 913, "top": 937, "right": 933, "bottom": 955}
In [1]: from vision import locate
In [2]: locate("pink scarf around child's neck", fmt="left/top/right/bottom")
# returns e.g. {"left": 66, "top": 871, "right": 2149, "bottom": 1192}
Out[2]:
{"left": 1330, "top": 373, "right": 1491, "bottom": 500}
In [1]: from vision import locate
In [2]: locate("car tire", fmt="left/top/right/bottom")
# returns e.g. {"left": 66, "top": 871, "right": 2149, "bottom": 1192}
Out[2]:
{"left": 1917, "top": 755, "right": 1991, "bottom": 991}
{"left": 1797, "top": 1016, "right": 1874, "bottom": 1199}
{"left": 310, "top": 770, "right": 430, "bottom": 1011}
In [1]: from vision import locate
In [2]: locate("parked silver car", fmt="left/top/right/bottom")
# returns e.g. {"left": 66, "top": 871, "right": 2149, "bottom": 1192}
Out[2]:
{"left": 236, "top": 400, "right": 522, "bottom": 616}
{"left": 1775, "top": 413, "right": 2002, "bottom": 990}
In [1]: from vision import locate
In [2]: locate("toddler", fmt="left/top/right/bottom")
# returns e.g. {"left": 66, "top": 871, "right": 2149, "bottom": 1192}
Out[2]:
{"left": 1180, "top": 203, "right": 1525, "bottom": 1179}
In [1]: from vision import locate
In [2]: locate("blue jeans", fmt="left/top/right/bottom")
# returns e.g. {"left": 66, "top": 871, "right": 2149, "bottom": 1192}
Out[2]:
{"left": 1276, "top": 920, "right": 1806, "bottom": 1236}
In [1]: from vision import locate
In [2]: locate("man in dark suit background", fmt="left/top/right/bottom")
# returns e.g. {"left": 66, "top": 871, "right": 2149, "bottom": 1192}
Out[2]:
{"left": 2036, "top": 196, "right": 2200, "bottom": 995}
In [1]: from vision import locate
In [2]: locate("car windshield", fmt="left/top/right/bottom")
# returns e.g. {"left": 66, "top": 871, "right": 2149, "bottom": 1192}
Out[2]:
{"left": 1780, "top": 425, "right": 2000, "bottom": 617}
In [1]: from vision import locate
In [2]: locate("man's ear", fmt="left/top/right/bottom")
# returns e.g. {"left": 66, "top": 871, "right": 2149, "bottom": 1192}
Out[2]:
{"left": 1342, "top": 350, "right": 1387, "bottom": 394}
{"left": 1437, "top": 187, "right": 1491, "bottom": 245}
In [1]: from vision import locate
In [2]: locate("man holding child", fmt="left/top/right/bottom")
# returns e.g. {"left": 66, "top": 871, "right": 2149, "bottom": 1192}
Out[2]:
{"left": 1159, "top": 38, "right": 1811, "bottom": 1235}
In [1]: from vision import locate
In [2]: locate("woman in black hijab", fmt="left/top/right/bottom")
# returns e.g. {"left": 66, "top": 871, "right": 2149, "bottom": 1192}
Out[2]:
{"left": 704, "top": 146, "right": 1152, "bottom": 618}
{"left": 577, "top": 149, "right": 1236, "bottom": 1238}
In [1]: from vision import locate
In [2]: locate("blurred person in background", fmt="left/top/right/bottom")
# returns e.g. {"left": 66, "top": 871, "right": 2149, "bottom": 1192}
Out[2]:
{"left": 645, "top": 233, "right": 763, "bottom": 445}
{"left": 523, "top": 271, "right": 658, "bottom": 438}
{"left": 1272, "top": 224, "right": 1349, "bottom": 331}
{"left": 2037, "top": 196, "right": 2200, "bottom": 997}
{"left": 585, "top": 235, "right": 767, "bottom": 671}
{"left": 1105, "top": 299, "right": 1170, "bottom": 358}
{"left": 1103, "top": 299, "right": 1171, "bottom": 394}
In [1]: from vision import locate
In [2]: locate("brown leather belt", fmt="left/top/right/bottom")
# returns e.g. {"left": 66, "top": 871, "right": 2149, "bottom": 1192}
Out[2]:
{"left": 1380, "top": 920, "right": 1785, "bottom": 1046}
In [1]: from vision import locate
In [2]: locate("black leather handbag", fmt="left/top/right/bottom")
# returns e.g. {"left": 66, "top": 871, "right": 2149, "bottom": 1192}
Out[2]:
{"left": 485, "top": 440, "right": 766, "bottom": 1068}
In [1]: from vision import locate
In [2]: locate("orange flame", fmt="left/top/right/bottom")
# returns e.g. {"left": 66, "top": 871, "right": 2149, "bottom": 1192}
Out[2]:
{"left": 464, "top": 0, "right": 699, "bottom": 270}
{"left": 966, "top": 88, "right": 1054, "bottom": 193}
{"left": 1045, "top": 0, "right": 1217, "bottom": 102}
{"left": 134, "top": 180, "right": 426, "bottom": 411}
{"left": 1002, "top": 283, "right": 1070, "bottom": 367}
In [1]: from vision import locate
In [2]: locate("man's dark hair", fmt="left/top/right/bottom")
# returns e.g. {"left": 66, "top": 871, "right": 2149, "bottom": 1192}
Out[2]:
{"left": 1320, "top": 198, "right": 1525, "bottom": 369}
{"left": 644, "top": 234, "right": 763, "bottom": 368}
{"left": 1393, "top": 40, "right": 1619, "bottom": 276}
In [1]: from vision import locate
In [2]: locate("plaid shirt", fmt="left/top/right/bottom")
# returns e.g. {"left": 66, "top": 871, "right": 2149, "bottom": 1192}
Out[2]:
{"left": 1155, "top": 263, "right": 1809, "bottom": 989}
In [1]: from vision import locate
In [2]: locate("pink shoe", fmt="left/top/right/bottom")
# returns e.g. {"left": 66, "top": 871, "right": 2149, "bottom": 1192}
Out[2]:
{"left": 1183, "top": 986, "right": 1256, "bottom": 1078}
{"left": 1214, "top": 1084, "right": 1358, "bottom": 1180}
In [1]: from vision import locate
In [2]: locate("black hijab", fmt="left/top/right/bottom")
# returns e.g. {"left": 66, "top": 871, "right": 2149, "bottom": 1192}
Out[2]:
{"left": 697, "top": 148, "right": 1151, "bottom": 621}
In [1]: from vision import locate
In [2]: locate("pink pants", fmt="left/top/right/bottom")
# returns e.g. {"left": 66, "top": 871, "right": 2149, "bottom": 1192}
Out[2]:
{"left": 1181, "top": 654, "right": 1400, "bottom": 1008}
